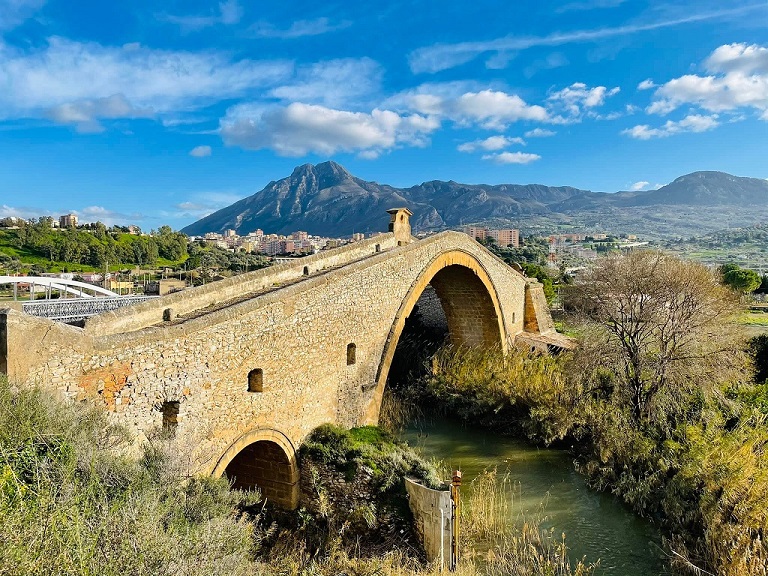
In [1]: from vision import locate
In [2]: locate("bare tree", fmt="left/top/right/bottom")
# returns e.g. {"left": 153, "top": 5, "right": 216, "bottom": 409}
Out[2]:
{"left": 565, "top": 250, "right": 746, "bottom": 424}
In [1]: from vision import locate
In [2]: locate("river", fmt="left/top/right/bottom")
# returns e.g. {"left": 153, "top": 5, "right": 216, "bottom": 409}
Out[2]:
{"left": 402, "top": 417, "right": 668, "bottom": 575}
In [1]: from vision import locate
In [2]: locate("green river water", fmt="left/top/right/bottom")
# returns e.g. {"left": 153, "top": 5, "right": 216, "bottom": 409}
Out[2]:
{"left": 402, "top": 417, "right": 668, "bottom": 576}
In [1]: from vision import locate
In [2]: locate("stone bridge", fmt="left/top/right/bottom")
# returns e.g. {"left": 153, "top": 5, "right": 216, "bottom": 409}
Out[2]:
{"left": 0, "top": 209, "right": 565, "bottom": 508}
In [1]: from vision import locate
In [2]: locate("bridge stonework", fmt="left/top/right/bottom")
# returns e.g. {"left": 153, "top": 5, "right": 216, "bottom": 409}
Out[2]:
{"left": 0, "top": 211, "right": 563, "bottom": 508}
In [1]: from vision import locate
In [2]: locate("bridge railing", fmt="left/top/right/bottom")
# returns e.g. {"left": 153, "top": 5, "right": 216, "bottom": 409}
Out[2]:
{"left": 22, "top": 295, "right": 159, "bottom": 323}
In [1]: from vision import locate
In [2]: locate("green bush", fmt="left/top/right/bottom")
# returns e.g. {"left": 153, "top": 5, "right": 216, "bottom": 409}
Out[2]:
{"left": 300, "top": 423, "right": 444, "bottom": 491}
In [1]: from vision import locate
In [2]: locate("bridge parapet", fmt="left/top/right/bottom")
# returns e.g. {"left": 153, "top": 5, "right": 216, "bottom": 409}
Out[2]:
{"left": 84, "top": 233, "right": 401, "bottom": 336}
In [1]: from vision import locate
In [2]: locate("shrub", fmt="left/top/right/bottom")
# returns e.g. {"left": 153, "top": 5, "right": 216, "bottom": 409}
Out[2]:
{"left": 300, "top": 423, "right": 444, "bottom": 491}
{"left": 425, "top": 344, "right": 580, "bottom": 444}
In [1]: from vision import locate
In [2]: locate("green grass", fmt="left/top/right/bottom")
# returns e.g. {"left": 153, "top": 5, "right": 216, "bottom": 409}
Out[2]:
{"left": 0, "top": 229, "right": 187, "bottom": 274}
{"left": 300, "top": 423, "right": 445, "bottom": 490}
{"left": 738, "top": 311, "right": 768, "bottom": 327}
{"left": 0, "top": 376, "right": 262, "bottom": 576}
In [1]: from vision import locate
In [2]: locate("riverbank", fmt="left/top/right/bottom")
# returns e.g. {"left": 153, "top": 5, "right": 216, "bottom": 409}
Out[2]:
{"left": 414, "top": 339, "right": 768, "bottom": 576}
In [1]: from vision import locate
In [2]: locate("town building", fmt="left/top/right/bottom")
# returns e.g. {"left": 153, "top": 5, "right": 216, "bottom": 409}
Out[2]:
{"left": 463, "top": 226, "right": 520, "bottom": 247}
{"left": 59, "top": 214, "right": 78, "bottom": 228}
{"left": 488, "top": 229, "right": 519, "bottom": 248}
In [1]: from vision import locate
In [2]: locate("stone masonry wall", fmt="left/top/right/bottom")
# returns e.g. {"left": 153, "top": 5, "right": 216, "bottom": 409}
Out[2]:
{"left": 1, "top": 230, "right": 544, "bottom": 479}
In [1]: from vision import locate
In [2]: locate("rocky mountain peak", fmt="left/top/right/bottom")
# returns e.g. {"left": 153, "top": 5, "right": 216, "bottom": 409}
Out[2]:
{"left": 289, "top": 161, "right": 352, "bottom": 189}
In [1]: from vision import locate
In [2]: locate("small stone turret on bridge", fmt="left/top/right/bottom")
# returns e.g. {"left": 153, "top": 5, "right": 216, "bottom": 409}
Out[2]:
{"left": 0, "top": 209, "right": 567, "bottom": 509}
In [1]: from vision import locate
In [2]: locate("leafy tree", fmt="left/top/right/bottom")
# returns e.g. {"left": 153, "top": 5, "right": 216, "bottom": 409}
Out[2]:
{"left": 92, "top": 221, "right": 107, "bottom": 240}
{"left": 748, "top": 334, "right": 768, "bottom": 384}
{"left": 565, "top": 250, "right": 746, "bottom": 424}
{"left": 718, "top": 262, "right": 740, "bottom": 276}
{"left": 154, "top": 225, "right": 188, "bottom": 261}
{"left": 722, "top": 267, "right": 761, "bottom": 293}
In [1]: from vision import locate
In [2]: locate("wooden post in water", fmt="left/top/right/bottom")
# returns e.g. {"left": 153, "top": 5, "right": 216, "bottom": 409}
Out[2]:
{"left": 450, "top": 469, "right": 462, "bottom": 571}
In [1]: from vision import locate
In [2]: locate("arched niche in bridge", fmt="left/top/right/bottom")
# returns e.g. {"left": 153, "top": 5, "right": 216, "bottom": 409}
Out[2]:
{"left": 211, "top": 428, "right": 299, "bottom": 509}
{"left": 366, "top": 250, "right": 507, "bottom": 423}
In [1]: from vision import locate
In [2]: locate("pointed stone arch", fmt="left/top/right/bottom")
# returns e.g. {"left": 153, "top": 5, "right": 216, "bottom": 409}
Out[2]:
{"left": 365, "top": 250, "right": 508, "bottom": 423}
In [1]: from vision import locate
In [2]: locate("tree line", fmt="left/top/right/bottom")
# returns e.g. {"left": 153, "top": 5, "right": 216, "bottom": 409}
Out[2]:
{"left": 5, "top": 219, "right": 188, "bottom": 268}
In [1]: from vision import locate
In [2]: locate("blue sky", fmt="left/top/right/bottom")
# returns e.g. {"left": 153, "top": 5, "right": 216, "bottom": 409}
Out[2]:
{"left": 1, "top": 0, "right": 767, "bottom": 230}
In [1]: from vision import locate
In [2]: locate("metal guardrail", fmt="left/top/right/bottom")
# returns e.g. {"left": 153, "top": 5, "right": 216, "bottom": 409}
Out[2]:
{"left": 22, "top": 295, "right": 159, "bottom": 323}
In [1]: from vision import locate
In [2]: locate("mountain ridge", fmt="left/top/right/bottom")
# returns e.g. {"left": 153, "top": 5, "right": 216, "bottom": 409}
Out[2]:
{"left": 180, "top": 162, "right": 768, "bottom": 238}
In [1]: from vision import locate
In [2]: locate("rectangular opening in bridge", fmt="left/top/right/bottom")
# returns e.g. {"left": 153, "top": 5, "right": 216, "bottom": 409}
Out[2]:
{"left": 375, "top": 244, "right": 381, "bottom": 253}
{"left": 303, "top": 266, "right": 309, "bottom": 276}
{"left": 162, "top": 401, "right": 180, "bottom": 433}
{"left": 248, "top": 368, "right": 264, "bottom": 392}
{"left": 347, "top": 343, "right": 356, "bottom": 365}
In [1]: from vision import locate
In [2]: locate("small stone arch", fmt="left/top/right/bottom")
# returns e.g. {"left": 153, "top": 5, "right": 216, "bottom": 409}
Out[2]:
{"left": 212, "top": 428, "right": 299, "bottom": 509}
{"left": 365, "top": 250, "right": 507, "bottom": 423}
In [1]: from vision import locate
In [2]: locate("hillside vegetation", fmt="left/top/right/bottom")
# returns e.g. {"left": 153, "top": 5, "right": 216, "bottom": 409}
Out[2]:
{"left": 0, "top": 221, "right": 188, "bottom": 273}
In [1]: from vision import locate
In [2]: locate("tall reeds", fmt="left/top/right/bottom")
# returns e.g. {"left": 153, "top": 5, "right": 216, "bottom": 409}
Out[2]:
{"left": 461, "top": 467, "right": 597, "bottom": 576}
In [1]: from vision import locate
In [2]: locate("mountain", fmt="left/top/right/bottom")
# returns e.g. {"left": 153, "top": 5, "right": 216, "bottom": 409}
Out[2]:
{"left": 182, "top": 161, "right": 432, "bottom": 237}
{"left": 624, "top": 171, "right": 768, "bottom": 206}
{"left": 180, "top": 164, "right": 768, "bottom": 238}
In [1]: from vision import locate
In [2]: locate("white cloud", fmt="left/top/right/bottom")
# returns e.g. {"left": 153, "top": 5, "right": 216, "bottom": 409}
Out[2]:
{"left": 357, "top": 149, "right": 381, "bottom": 160}
{"left": 637, "top": 79, "right": 656, "bottom": 90}
{"left": 548, "top": 83, "right": 620, "bottom": 117}
{"left": 172, "top": 192, "right": 244, "bottom": 219}
{"left": 46, "top": 94, "right": 154, "bottom": 132}
{"left": 160, "top": 0, "right": 243, "bottom": 32}
{"left": 391, "top": 81, "right": 619, "bottom": 132}
{"left": 0, "top": 203, "right": 52, "bottom": 220}
{"left": 2, "top": 203, "right": 141, "bottom": 227}
{"left": 452, "top": 91, "right": 549, "bottom": 128}
{"left": 525, "top": 128, "right": 556, "bottom": 138}
{"left": 268, "top": 58, "right": 382, "bottom": 108}
{"left": 622, "top": 114, "right": 720, "bottom": 139}
{"left": 706, "top": 42, "right": 768, "bottom": 75}
{"left": 190, "top": 145, "right": 212, "bottom": 157}
{"left": 630, "top": 181, "right": 650, "bottom": 191}
{"left": 481, "top": 151, "right": 541, "bottom": 164}
{"left": 523, "top": 52, "right": 569, "bottom": 77}
{"left": 0, "top": 0, "right": 45, "bottom": 31}
{"left": 249, "top": 17, "right": 351, "bottom": 39}
{"left": 404, "top": 88, "right": 549, "bottom": 130}
{"left": 457, "top": 135, "right": 525, "bottom": 153}
{"left": 408, "top": 5, "right": 765, "bottom": 74}
{"left": 485, "top": 51, "right": 516, "bottom": 70}
{"left": 220, "top": 102, "right": 440, "bottom": 156}
{"left": 0, "top": 37, "right": 293, "bottom": 125}
{"left": 75, "top": 206, "right": 144, "bottom": 226}
{"left": 646, "top": 43, "right": 768, "bottom": 119}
